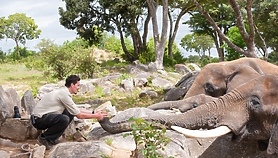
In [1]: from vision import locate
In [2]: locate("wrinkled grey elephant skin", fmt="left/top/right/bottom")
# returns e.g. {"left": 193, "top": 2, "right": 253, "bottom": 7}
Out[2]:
{"left": 99, "top": 75, "right": 278, "bottom": 155}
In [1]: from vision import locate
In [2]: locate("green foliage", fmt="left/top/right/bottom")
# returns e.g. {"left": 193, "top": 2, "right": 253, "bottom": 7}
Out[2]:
{"left": 100, "top": 34, "right": 125, "bottom": 55}
{"left": 100, "top": 58, "right": 127, "bottom": 71}
{"left": 139, "top": 39, "right": 156, "bottom": 64}
{"left": 94, "top": 86, "right": 106, "bottom": 97}
{"left": 199, "top": 56, "right": 213, "bottom": 67}
{"left": 1, "top": 13, "right": 41, "bottom": 58}
{"left": 104, "top": 138, "right": 113, "bottom": 146}
{"left": 267, "top": 51, "right": 278, "bottom": 65}
{"left": 0, "top": 17, "right": 5, "bottom": 39}
{"left": 124, "top": 117, "right": 170, "bottom": 158}
{"left": 75, "top": 49, "right": 99, "bottom": 79}
{"left": 27, "top": 38, "right": 100, "bottom": 80}
{"left": 0, "top": 49, "right": 6, "bottom": 63}
{"left": 59, "top": 0, "right": 104, "bottom": 45}
{"left": 184, "top": 55, "right": 219, "bottom": 67}
{"left": 185, "top": 55, "right": 201, "bottom": 63}
{"left": 43, "top": 44, "right": 75, "bottom": 79}
{"left": 24, "top": 55, "right": 46, "bottom": 71}
{"left": 224, "top": 26, "right": 245, "bottom": 61}
{"left": 59, "top": 0, "right": 146, "bottom": 62}
{"left": 180, "top": 33, "right": 214, "bottom": 58}
{"left": 139, "top": 38, "right": 185, "bottom": 67}
{"left": 253, "top": 0, "right": 278, "bottom": 53}
{"left": 7, "top": 47, "right": 36, "bottom": 61}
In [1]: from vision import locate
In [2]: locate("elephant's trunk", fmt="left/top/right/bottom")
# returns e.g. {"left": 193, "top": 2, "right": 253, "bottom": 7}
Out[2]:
{"left": 99, "top": 90, "right": 247, "bottom": 135}
{"left": 99, "top": 117, "right": 135, "bottom": 134}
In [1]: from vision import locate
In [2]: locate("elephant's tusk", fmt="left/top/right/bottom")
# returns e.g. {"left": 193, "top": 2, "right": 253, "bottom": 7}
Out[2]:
{"left": 171, "top": 125, "right": 232, "bottom": 138}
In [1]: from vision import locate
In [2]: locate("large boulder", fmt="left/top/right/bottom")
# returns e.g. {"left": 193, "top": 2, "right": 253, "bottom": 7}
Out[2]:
{"left": 0, "top": 86, "right": 21, "bottom": 124}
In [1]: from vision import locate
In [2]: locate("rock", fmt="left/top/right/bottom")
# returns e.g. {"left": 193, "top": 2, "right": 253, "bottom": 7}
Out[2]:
{"left": 0, "top": 150, "right": 9, "bottom": 158}
{"left": 78, "top": 80, "right": 95, "bottom": 95}
{"left": 0, "top": 118, "right": 38, "bottom": 141}
{"left": 151, "top": 77, "right": 173, "bottom": 89}
{"left": 0, "top": 86, "right": 15, "bottom": 122}
{"left": 48, "top": 141, "right": 120, "bottom": 158}
{"left": 120, "top": 79, "right": 134, "bottom": 91}
{"left": 94, "top": 101, "right": 117, "bottom": 117}
{"left": 21, "top": 90, "right": 36, "bottom": 116}
{"left": 175, "top": 64, "right": 192, "bottom": 74}
{"left": 139, "top": 90, "right": 158, "bottom": 98}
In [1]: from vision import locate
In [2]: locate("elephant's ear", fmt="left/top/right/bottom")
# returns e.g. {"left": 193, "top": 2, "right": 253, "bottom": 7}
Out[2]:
{"left": 267, "top": 119, "right": 278, "bottom": 154}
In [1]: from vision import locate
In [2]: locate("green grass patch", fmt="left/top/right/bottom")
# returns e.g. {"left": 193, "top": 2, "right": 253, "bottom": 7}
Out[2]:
{"left": 0, "top": 63, "right": 47, "bottom": 97}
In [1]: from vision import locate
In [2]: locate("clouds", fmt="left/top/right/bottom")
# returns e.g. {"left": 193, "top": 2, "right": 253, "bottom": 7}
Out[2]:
{"left": 0, "top": 1, "right": 77, "bottom": 52}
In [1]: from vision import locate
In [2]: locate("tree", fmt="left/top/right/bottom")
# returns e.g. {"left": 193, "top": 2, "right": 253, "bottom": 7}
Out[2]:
{"left": 253, "top": 0, "right": 278, "bottom": 59}
{"left": 167, "top": 0, "right": 195, "bottom": 58}
{"left": 147, "top": 0, "right": 168, "bottom": 70}
{"left": 185, "top": 1, "right": 237, "bottom": 61}
{"left": 59, "top": 0, "right": 149, "bottom": 62}
{"left": 2, "top": 13, "right": 41, "bottom": 58}
{"left": 193, "top": 0, "right": 266, "bottom": 58}
{"left": 0, "top": 17, "right": 5, "bottom": 40}
{"left": 224, "top": 26, "right": 245, "bottom": 61}
{"left": 180, "top": 33, "right": 214, "bottom": 58}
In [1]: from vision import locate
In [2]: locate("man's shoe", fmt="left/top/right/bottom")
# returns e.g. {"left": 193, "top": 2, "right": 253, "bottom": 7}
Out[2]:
{"left": 50, "top": 139, "right": 60, "bottom": 145}
{"left": 37, "top": 136, "right": 53, "bottom": 150}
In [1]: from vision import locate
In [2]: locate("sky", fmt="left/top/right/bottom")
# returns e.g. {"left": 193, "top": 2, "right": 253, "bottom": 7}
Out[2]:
{"left": 0, "top": 1, "right": 213, "bottom": 57}
{"left": 0, "top": 0, "right": 77, "bottom": 52}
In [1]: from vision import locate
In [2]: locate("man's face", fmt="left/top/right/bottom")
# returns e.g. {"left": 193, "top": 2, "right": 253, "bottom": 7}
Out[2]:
{"left": 70, "top": 81, "right": 80, "bottom": 94}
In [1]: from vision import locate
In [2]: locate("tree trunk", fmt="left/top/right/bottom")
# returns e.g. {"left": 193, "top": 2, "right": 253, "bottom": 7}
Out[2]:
{"left": 116, "top": 24, "right": 134, "bottom": 62}
{"left": 147, "top": 0, "right": 168, "bottom": 70}
{"left": 142, "top": 12, "right": 151, "bottom": 51}
{"left": 15, "top": 40, "right": 20, "bottom": 59}
{"left": 130, "top": 21, "right": 143, "bottom": 60}
{"left": 168, "top": 5, "right": 195, "bottom": 59}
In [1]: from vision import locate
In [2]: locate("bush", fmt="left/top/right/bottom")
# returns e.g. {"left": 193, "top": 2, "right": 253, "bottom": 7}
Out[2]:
{"left": 124, "top": 117, "right": 170, "bottom": 158}
{"left": 75, "top": 49, "right": 99, "bottom": 79}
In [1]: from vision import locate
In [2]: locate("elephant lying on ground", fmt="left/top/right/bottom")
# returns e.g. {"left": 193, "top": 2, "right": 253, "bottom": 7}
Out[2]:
{"left": 99, "top": 74, "right": 278, "bottom": 154}
{"left": 148, "top": 57, "right": 278, "bottom": 112}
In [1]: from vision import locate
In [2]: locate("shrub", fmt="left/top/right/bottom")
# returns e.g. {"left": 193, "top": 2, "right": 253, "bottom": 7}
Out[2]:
{"left": 124, "top": 117, "right": 170, "bottom": 158}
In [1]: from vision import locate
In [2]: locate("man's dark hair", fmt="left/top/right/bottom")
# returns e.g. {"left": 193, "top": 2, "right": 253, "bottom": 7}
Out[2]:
{"left": 65, "top": 75, "right": 80, "bottom": 87}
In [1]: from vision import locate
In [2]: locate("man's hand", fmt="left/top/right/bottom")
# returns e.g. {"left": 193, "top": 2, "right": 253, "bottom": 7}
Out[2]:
{"left": 94, "top": 110, "right": 108, "bottom": 121}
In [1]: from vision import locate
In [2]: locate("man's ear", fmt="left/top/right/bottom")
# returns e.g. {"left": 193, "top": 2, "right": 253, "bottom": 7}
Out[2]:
{"left": 70, "top": 83, "right": 74, "bottom": 87}
{"left": 267, "top": 119, "right": 278, "bottom": 154}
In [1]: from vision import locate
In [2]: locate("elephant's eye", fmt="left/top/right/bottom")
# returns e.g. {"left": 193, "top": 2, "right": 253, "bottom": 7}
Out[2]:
{"left": 205, "top": 82, "right": 214, "bottom": 93}
{"left": 248, "top": 96, "right": 262, "bottom": 113}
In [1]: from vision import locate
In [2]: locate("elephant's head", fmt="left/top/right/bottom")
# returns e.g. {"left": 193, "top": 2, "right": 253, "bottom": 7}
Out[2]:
{"left": 184, "top": 58, "right": 270, "bottom": 99}
{"left": 99, "top": 75, "right": 278, "bottom": 154}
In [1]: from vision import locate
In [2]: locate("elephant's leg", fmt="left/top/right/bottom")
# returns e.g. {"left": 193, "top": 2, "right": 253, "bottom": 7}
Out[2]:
{"left": 148, "top": 94, "right": 217, "bottom": 112}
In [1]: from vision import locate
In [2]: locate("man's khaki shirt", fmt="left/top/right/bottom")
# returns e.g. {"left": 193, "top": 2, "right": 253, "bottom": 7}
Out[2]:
{"left": 33, "top": 86, "right": 80, "bottom": 117}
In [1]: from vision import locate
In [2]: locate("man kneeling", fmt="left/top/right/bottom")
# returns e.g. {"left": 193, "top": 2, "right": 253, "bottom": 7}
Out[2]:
{"left": 32, "top": 75, "right": 107, "bottom": 150}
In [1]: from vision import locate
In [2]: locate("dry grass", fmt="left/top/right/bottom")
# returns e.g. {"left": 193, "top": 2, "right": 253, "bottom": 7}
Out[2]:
{"left": 0, "top": 63, "right": 47, "bottom": 97}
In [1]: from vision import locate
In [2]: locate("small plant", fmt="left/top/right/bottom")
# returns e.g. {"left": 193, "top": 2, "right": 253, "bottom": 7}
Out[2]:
{"left": 94, "top": 86, "right": 106, "bottom": 97}
{"left": 104, "top": 138, "right": 113, "bottom": 146}
{"left": 124, "top": 117, "right": 170, "bottom": 158}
